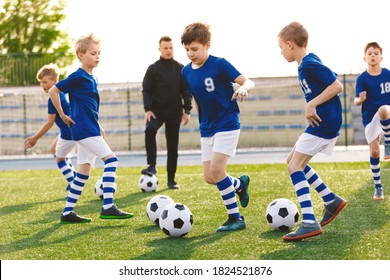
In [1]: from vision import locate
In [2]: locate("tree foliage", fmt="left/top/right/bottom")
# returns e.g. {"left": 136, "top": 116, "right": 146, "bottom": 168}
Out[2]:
{"left": 0, "top": 0, "right": 74, "bottom": 85}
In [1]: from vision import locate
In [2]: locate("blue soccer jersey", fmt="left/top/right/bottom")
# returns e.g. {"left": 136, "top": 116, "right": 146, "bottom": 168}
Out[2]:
{"left": 181, "top": 55, "right": 241, "bottom": 137}
{"left": 355, "top": 68, "right": 390, "bottom": 127}
{"left": 48, "top": 92, "right": 72, "bottom": 140}
{"left": 55, "top": 68, "right": 100, "bottom": 141}
{"left": 298, "top": 53, "right": 342, "bottom": 139}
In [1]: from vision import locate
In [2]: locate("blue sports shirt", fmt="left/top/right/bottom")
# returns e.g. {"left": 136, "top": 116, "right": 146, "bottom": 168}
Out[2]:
{"left": 55, "top": 68, "right": 100, "bottom": 141}
{"left": 355, "top": 68, "right": 390, "bottom": 127}
{"left": 298, "top": 53, "right": 342, "bottom": 139}
{"left": 47, "top": 92, "right": 72, "bottom": 140}
{"left": 181, "top": 55, "right": 241, "bottom": 137}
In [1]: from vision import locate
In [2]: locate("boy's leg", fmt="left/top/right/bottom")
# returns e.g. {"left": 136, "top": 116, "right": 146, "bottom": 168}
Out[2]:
{"left": 380, "top": 117, "right": 390, "bottom": 160}
{"left": 57, "top": 157, "right": 75, "bottom": 191}
{"left": 304, "top": 164, "right": 347, "bottom": 226}
{"left": 100, "top": 156, "right": 133, "bottom": 219}
{"left": 60, "top": 166, "right": 91, "bottom": 224}
{"left": 370, "top": 157, "right": 385, "bottom": 200}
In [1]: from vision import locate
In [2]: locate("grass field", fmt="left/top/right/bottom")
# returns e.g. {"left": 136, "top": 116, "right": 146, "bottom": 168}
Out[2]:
{"left": 1, "top": 162, "right": 389, "bottom": 260}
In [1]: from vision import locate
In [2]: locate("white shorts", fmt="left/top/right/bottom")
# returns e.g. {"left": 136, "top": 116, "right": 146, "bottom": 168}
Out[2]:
{"left": 55, "top": 137, "right": 77, "bottom": 158}
{"left": 200, "top": 130, "right": 240, "bottom": 162}
{"left": 76, "top": 136, "right": 114, "bottom": 165}
{"left": 365, "top": 112, "right": 383, "bottom": 144}
{"left": 294, "top": 133, "right": 338, "bottom": 156}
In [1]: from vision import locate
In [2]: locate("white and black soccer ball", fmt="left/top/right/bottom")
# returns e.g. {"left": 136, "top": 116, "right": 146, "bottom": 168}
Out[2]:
{"left": 94, "top": 178, "right": 117, "bottom": 199}
{"left": 159, "top": 203, "right": 193, "bottom": 238}
{"left": 146, "top": 195, "right": 175, "bottom": 226}
{"left": 266, "top": 198, "right": 299, "bottom": 231}
{"left": 139, "top": 173, "right": 158, "bottom": 192}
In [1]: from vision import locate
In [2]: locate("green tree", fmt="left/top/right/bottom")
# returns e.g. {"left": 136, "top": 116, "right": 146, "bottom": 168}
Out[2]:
{"left": 0, "top": 0, "right": 74, "bottom": 86}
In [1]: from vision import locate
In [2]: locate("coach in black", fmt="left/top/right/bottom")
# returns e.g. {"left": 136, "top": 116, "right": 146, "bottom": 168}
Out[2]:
{"left": 141, "top": 36, "right": 192, "bottom": 189}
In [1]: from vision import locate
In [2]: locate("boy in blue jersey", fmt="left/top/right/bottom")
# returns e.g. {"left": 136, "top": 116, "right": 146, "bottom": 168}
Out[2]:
{"left": 278, "top": 22, "right": 347, "bottom": 241}
{"left": 354, "top": 42, "right": 390, "bottom": 200}
{"left": 181, "top": 22, "right": 255, "bottom": 232}
{"left": 25, "top": 64, "right": 77, "bottom": 191}
{"left": 49, "top": 34, "right": 133, "bottom": 223}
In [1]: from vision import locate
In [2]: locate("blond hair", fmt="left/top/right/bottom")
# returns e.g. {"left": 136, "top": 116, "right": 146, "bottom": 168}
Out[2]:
{"left": 36, "top": 63, "right": 59, "bottom": 81}
{"left": 75, "top": 33, "right": 101, "bottom": 57}
{"left": 278, "top": 21, "right": 309, "bottom": 48}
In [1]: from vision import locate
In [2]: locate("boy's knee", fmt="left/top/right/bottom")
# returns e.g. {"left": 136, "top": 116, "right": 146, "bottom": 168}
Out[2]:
{"left": 378, "top": 105, "right": 390, "bottom": 120}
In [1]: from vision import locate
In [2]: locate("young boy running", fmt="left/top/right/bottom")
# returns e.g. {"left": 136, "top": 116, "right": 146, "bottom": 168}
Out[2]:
{"left": 49, "top": 34, "right": 133, "bottom": 223}
{"left": 181, "top": 22, "right": 254, "bottom": 232}
{"left": 278, "top": 22, "right": 347, "bottom": 241}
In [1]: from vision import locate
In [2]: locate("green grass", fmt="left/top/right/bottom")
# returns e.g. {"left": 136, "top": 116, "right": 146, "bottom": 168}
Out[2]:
{"left": 1, "top": 162, "right": 389, "bottom": 260}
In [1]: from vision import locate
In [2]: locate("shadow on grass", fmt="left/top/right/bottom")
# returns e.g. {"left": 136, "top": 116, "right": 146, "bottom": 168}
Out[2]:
{"left": 131, "top": 232, "right": 227, "bottom": 260}
{"left": 0, "top": 197, "right": 64, "bottom": 216}
{"left": 258, "top": 179, "right": 390, "bottom": 260}
{"left": 0, "top": 224, "right": 125, "bottom": 256}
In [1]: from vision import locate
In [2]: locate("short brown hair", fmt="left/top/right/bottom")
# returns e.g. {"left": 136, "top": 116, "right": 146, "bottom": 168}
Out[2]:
{"left": 75, "top": 33, "right": 101, "bottom": 56}
{"left": 364, "top": 42, "right": 382, "bottom": 54}
{"left": 181, "top": 22, "right": 211, "bottom": 45}
{"left": 278, "top": 21, "right": 309, "bottom": 48}
{"left": 36, "top": 64, "right": 59, "bottom": 81}
{"left": 159, "top": 36, "right": 172, "bottom": 44}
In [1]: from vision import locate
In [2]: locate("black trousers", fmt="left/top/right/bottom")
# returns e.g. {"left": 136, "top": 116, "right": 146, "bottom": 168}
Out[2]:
{"left": 144, "top": 112, "right": 182, "bottom": 182}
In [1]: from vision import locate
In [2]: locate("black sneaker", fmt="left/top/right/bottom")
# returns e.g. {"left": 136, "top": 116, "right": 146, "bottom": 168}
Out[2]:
{"left": 141, "top": 165, "right": 156, "bottom": 176}
{"left": 60, "top": 212, "right": 91, "bottom": 224}
{"left": 167, "top": 181, "right": 180, "bottom": 189}
{"left": 100, "top": 205, "right": 134, "bottom": 219}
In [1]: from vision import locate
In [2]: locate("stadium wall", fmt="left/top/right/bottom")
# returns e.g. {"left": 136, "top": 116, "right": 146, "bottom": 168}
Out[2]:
{"left": 0, "top": 75, "right": 361, "bottom": 156}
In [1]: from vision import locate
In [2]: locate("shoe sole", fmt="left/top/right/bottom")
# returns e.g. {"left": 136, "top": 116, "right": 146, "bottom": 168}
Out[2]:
{"left": 100, "top": 214, "right": 134, "bottom": 219}
{"left": 282, "top": 228, "right": 323, "bottom": 241}
{"left": 60, "top": 219, "right": 91, "bottom": 224}
{"left": 141, "top": 170, "right": 156, "bottom": 176}
{"left": 216, "top": 224, "right": 246, "bottom": 232}
{"left": 320, "top": 200, "right": 347, "bottom": 227}
{"left": 373, "top": 197, "right": 385, "bottom": 200}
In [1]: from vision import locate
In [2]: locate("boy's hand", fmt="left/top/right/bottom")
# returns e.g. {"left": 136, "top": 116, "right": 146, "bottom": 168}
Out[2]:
{"left": 25, "top": 136, "right": 37, "bottom": 148}
{"left": 60, "top": 115, "right": 75, "bottom": 128}
{"left": 359, "top": 91, "right": 367, "bottom": 102}
{"left": 232, "top": 86, "right": 248, "bottom": 102}
{"left": 306, "top": 102, "right": 322, "bottom": 127}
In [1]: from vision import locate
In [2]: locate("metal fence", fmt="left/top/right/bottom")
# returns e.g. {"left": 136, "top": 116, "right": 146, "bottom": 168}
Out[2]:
{"left": 0, "top": 76, "right": 359, "bottom": 156}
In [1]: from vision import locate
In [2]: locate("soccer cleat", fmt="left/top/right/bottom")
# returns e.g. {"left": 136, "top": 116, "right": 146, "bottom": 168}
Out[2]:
{"left": 384, "top": 144, "right": 390, "bottom": 160}
{"left": 282, "top": 221, "right": 323, "bottom": 241}
{"left": 100, "top": 205, "right": 134, "bottom": 219}
{"left": 167, "top": 181, "right": 180, "bottom": 189}
{"left": 141, "top": 165, "right": 157, "bottom": 176}
{"left": 60, "top": 212, "right": 91, "bottom": 224}
{"left": 320, "top": 195, "right": 347, "bottom": 227}
{"left": 216, "top": 216, "right": 246, "bottom": 232}
{"left": 373, "top": 187, "right": 385, "bottom": 200}
{"left": 237, "top": 175, "right": 250, "bottom": 208}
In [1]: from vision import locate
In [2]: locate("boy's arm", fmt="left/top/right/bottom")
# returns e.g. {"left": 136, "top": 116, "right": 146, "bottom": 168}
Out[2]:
{"left": 306, "top": 79, "right": 343, "bottom": 127}
{"left": 48, "top": 85, "right": 75, "bottom": 127}
{"left": 25, "top": 114, "right": 56, "bottom": 148}
{"left": 231, "top": 75, "right": 255, "bottom": 102}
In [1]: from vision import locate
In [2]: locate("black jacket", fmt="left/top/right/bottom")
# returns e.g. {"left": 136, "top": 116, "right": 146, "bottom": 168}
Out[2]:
{"left": 142, "top": 57, "right": 192, "bottom": 116}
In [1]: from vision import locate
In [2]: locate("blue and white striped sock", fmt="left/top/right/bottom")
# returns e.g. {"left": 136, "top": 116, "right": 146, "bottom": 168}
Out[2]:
{"left": 57, "top": 159, "right": 75, "bottom": 189}
{"left": 370, "top": 157, "right": 382, "bottom": 189}
{"left": 62, "top": 173, "right": 89, "bottom": 215}
{"left": 216, "top": 176, "right": 240, "bottom": 219}
{"left": 290, "top": 171, "right": 316, "bottom": 224}
{"left": 304, "top": 165, "right": 335, "bottom": 205}
{"left": 66, "top": 157, "right": 77, "bottom": 178}
{"left": 102, "top": 157, "right": 119, "bottom": 210}
{"left": 229, "top": 176, "right": 241, "bottom": 191}
{"left": 380, "top": 119, "right": 390, "bottom": 145}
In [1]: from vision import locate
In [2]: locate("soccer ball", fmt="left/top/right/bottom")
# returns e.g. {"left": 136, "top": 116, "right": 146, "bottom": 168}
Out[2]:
{"left": 146, "top": 195, "right": 175, "bottom": 226}
{"left": 159, "top": 203, "right": 193, "bottom": 238}
{"left": 94, "top": 178, "right": 117, "bottom": 199}
{"left": 266, "top": 198, "right": 299, "bottom": 231}
{"left": 139, "top": 173, "right": 158, "bottom": 192}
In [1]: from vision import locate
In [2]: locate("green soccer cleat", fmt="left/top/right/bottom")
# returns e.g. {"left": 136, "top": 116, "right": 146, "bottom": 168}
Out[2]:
{"left": 216, "top": 216, "right": 246, "bottom": 232}
{"left": 237, "top": 175, "right": 250, "bottom": 208}
{"left": 100, "top": 205, "right": 134, "bottom": 219}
